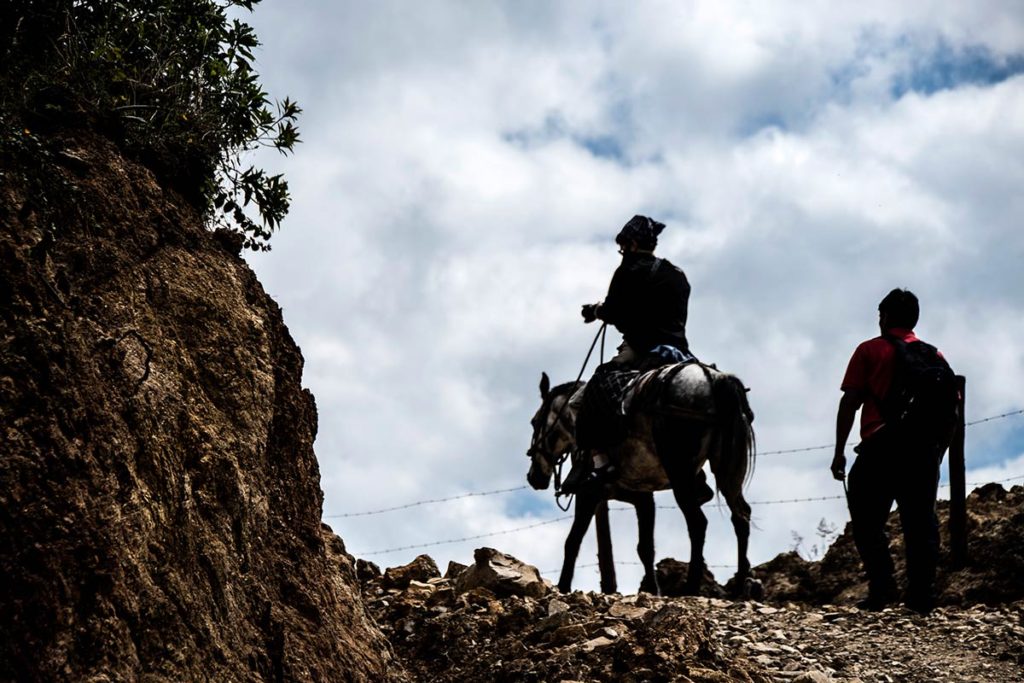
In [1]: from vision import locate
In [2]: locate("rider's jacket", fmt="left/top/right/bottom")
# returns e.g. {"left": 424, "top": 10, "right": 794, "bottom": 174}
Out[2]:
{"left": 598, "top": 252, "right": 690, "bottom": 354}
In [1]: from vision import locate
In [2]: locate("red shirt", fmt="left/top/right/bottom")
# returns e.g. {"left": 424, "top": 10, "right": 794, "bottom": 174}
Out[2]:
{"left": 841, "top": 327, "right": 919, "bottom": 440}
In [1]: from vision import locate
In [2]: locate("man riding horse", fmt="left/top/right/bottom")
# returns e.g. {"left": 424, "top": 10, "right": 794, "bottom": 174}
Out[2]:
{"left": 564, "top": 214, "right": 713, "bottom": 502}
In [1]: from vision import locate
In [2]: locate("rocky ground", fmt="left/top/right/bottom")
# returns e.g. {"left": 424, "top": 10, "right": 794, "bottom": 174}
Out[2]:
{"left": 755, "top": 484, "right": 1024, "bottom": 609}
{"left": 362, "top": 552, "right": 1024, "bottom": 682}
{"left": 359, "top": 484, "right": 1024, "bottom": 682}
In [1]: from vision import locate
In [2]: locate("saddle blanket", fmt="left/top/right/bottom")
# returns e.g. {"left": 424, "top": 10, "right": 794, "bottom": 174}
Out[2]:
{"left": 621, "top": 359, "right": 699, "bottom": 415}
{"left": 576, "top": 356, "right": 699, "bottom": 450}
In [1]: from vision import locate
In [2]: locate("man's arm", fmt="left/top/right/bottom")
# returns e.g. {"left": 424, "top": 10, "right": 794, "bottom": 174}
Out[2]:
{"left": 832, "top": 389, "right": 863, "bottom": 480}
{"left": 595, "top": 265, "right": 628, "bottom": 325}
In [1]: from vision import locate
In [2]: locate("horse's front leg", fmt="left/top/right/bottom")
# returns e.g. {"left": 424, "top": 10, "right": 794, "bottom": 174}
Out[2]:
{"left": 558, "top": 488, "right": 601, "bottom": 593}
{"left": 594, "top": 500, "right": 617, "bottom": 594}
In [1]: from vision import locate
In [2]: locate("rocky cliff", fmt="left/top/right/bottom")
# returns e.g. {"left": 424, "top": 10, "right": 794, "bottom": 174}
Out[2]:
{"left": 0, "top": 131, "right": 402, "bottom": 681}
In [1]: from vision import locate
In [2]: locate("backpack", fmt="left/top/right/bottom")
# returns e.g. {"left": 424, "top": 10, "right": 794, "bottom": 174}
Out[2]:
{"left": 881, "top": 335, "right": 958, "bottom": 445}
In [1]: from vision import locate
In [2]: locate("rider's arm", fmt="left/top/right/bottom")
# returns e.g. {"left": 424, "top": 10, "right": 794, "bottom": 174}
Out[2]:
{"left": 596, "top": 265, "right": 628, "bottom": 324}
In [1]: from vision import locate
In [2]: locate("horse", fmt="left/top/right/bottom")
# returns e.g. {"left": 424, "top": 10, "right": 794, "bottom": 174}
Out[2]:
{"left": 527, "top": 364, "right": 756, "bottom": 596}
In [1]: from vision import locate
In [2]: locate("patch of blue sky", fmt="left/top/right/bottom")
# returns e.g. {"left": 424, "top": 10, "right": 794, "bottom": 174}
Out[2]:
{"left": 891, "top": 42, "right": 1024, "bottom": 98}
{"left": 829, "top": 58, "right": 871, "bottom": 93}
{"left": 936, "top": 418, "right": 1024, "bottom": 488}
{"left": 953, "top": 419, "right": 1024, "bottom": 479}
{"left": 503, "top": 123, "right": 631, "bottom": 164}
{"left": 501, "top": 112, "right": 566, "bottom": 150}
{"left": 502, "top": 95, "right": 636, "bottom": 165}
{"left": 505, "top": 490, "right": 558, "bottom": 518}
{"left": 577, "top": 134, "right": 625, "bottom": 161}
{"left": 735, "top": 112, "right": 788, "bottom": 138}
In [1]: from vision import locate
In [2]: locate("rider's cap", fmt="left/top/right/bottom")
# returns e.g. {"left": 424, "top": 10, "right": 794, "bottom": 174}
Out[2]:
{"left": 615, "top": 215, "right": 665, "bottom": 250}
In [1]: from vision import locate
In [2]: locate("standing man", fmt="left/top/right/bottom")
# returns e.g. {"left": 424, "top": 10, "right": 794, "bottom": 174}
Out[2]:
{"left": 832, "top": 288, "right": 957, "bottom": 614}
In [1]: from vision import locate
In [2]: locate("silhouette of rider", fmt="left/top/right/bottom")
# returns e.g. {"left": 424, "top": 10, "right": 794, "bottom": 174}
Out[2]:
{"left": 564, "top": 216, "right": 709, "bottom": 499}
{"left": 580, "top": 215, "right": 691, "bottom": 365}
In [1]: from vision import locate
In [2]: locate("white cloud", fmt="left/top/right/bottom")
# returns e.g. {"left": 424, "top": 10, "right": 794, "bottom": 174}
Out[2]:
{"left": 243, "top": 1, "right": 1024, "bottom": 591}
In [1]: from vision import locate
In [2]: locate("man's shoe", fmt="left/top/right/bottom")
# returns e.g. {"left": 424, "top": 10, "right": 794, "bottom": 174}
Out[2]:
{"left": 904, "top": 595, "right": 935, "bottom": 615}
{"left": 581, "top": 464, "right": 610, "bottom": 491}
{"left": 855, "top": 595, "right": 896, "bottom": 611}
{"left": 856, "top": 584, "right": 899, "bottom": 611}
{"left": 588, "top": 464, "right": 616, "bottom": 486}
{"left": 559, "top": 463, "right": 588, "bottom": 495}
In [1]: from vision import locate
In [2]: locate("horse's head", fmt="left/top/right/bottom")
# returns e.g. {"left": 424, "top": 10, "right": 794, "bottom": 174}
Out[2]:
{"left": 526, "top": 372, "right": 581, "bottom": 490}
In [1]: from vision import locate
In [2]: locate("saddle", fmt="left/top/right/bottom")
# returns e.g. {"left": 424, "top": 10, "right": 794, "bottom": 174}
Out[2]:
{"left": 621, "top": 358, "right": 703, "bottom": 416}
{"left": 575, "top": 352, "right": 700, "bottom": 452}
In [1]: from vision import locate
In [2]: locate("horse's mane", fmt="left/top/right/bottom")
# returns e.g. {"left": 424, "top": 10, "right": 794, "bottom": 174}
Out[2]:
{"left": 550, "top": 380, "right": 583, "bottom": 397}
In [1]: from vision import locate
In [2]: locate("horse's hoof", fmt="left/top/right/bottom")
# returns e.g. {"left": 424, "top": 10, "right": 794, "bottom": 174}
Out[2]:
{"left": 744, "top": 577, "right": 764, "bottom": 601}
{"left": 557, "top": 582, "right": 572, "bottom": 594}
{"left": 725, "top": 575, "right": 762, "bottom": 600}
{"left": 638, "top": 576, "right": 660, "bottom": 596}
{"left": 681, "top": 581, "right": 702, "bottom": 597}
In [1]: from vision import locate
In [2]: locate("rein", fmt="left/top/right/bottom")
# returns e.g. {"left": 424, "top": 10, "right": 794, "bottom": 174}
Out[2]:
{"left": 529, "top": 323, "right": 608, "bottom": 509}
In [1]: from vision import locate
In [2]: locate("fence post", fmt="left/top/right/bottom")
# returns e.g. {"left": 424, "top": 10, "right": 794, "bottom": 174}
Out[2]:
{"left": 949, "top": 375, "right": 968, "bottom": 568}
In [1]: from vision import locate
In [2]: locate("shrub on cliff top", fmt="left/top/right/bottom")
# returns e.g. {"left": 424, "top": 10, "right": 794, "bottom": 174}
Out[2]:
{"left": 0, "top": 0, "right": 299, "bottom": 250}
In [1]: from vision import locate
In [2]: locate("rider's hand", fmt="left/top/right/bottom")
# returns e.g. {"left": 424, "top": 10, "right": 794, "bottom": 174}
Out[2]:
{"left": 830, "top": 453, "right": 847, "bottom": 481}
{"left": 581, "top": 303, "right": 599, "bottom": 323}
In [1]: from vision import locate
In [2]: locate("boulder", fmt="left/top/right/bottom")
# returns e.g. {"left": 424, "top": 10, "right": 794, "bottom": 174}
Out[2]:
{"left": 382, "top": 554, "right": 440, "bottom": 590}
{"left": 453, "top": 548, "right": 548, "bottom": 598}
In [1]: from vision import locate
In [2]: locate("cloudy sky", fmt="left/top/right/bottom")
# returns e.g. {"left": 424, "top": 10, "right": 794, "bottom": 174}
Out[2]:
{"left": 241, "top": 1, "right": 1024, "bottom": 591}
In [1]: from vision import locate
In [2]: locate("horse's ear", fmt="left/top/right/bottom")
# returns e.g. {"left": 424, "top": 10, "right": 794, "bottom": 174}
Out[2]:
{"left": 539, "top": 372, "right": 551, "bottom": 399}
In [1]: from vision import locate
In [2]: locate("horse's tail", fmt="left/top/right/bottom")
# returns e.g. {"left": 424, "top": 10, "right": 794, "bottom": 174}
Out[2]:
{"left": 710, "top": 373, "right": 756, "bottom": 488}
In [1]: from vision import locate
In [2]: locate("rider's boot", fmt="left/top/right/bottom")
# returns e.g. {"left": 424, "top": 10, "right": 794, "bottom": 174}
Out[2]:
{"left": 588, "top": 452, "right": 616, "bottom": 486}
{"left": 559, "top": 451, "right": 591, "bottom": 495}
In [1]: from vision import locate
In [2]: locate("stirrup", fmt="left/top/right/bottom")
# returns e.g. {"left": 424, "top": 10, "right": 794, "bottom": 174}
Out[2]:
{"left": 559, "top": 457, "right": 591, "bottom": 495}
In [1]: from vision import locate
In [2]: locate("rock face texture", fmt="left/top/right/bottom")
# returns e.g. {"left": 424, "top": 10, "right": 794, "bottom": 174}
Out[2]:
{"left": 0, "top": 133, "right": 401, "bottom": 681}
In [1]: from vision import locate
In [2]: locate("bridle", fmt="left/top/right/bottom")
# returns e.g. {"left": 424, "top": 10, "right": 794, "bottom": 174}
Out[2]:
{"left": 527, "top": 395, "right": 575, "bottom": 470}
{"left": 527, "top": 401, "right": 575, "bottom": 511}
{"left": 527, "top": 323, "right": 608, "bottom": 509}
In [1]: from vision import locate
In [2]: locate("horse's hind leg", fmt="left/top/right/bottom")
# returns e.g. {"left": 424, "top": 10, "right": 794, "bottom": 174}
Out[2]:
{"left": 630, "top": 492, "right": 658, "bottom": 595}
{"left": 656, "top": 421, "right": 709, "bottom": 595}
{"left": 558, "top": 487, "right": 601, "bottom": 593}
{"left": 719, "top": 482, "right": 754, "bottom": 596}
{"left": 594, "top": 500, "right": 617, "bottom": 594}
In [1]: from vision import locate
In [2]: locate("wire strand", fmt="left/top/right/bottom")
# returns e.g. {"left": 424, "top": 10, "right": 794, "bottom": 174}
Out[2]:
{"left": 351, "top": 473, "right": 1024, "bottom": 556}
{"left": 328, "top": 407, "right": 1022, "bottom": 517}
{"left": 325, "top": 486, "right": 529, "bottom": 518}
{"left": 355, "top": 515, "right": 571, "bottom": 556}
{"left": 966, "top": 408, "right": 1024, "bottom": 426}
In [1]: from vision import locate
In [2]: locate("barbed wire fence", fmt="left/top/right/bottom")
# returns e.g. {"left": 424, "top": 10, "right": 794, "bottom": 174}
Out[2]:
{"left": 342, "top": 408, "right": 1024, "bottom": 557}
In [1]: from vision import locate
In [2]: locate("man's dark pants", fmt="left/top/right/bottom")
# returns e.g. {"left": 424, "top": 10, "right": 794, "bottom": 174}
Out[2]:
{"left": 847, "top": 428, "right": 942, "bottom": 606}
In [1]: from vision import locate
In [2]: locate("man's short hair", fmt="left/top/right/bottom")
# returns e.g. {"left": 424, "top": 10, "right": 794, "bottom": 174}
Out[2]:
{"left": 878, "top": 288, "right": 919, "bottom": 329}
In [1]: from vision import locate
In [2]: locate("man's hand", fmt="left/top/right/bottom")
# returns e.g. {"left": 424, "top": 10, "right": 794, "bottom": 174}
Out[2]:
{"left": 830, "top": 452, "right": 847, "bottom": 481}
{"left": 581, "top": 303, "right": 599, "bottom": 323}
{"left": 833, "top": 389, "right": 862, "bottom": 482}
